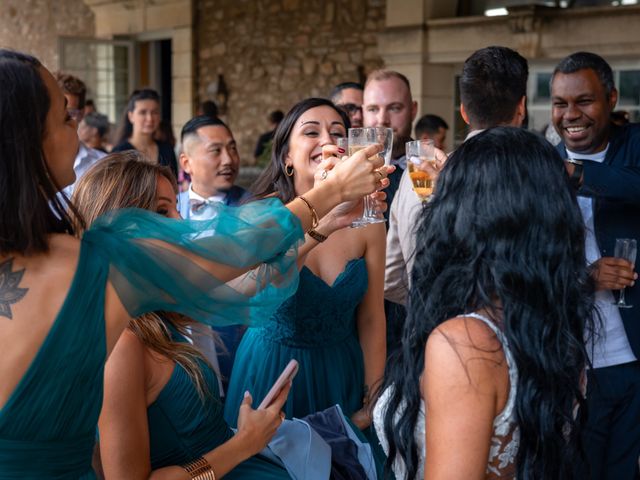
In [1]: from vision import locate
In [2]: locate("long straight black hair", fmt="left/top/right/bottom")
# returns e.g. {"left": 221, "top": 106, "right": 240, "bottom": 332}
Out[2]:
{"left": 0, "top": 49, "right": 82, "bottom": 255}
{"left": 381, "top": 127, "right": 595, "bottom": 479}
{"left": 250, "top": 97, "right": 349, "bottom": 203}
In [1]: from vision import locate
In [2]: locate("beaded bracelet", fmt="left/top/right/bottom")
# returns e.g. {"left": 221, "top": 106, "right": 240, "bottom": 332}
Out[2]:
{"left": 182, "top": 456, "right": 216, "bottom": 480}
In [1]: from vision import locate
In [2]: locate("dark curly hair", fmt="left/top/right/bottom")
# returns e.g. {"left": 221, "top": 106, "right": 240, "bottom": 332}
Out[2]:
{"left": 381, "top": 127, "right": 595, "bottom": 479}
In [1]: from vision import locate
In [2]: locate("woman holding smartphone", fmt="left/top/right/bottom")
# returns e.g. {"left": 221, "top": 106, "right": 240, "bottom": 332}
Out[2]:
{"left": 78, "top": 154, "right": 380, "bottom": 479}
{"left": 74, "top": 155, "right": 295, "bottom": 479}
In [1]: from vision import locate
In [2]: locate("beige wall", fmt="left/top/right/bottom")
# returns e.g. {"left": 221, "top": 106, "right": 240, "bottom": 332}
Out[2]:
{"left": 195, "top": 0, "right": 386, "bottom": 164}
{"left": 0, "top": 0, "right": 95, "bottom": 71}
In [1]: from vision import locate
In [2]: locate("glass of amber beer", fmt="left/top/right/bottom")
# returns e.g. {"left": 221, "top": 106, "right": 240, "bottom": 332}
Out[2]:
{"left": 406, "top": 139, "right": 437, "bottom": 202}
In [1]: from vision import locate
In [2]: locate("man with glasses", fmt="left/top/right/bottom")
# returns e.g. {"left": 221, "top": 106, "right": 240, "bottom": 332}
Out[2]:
{"left": 330, "top": 82, "right": 364, "bottom": 128}
{"left": 55, "top": 72, "right": 106, "bottom": 197}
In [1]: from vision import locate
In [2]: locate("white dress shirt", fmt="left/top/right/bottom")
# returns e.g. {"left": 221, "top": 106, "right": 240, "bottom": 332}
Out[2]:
{"left": 567, "top": 146, "right": 636, "bottom": 368}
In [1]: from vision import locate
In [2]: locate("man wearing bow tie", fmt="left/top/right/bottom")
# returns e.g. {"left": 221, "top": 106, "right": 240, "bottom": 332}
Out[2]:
{"left": 178, "top": 115, "right": 252, "bottom": 393}
{"left": 178, "top": 116, "right": 250, "bottom": 220}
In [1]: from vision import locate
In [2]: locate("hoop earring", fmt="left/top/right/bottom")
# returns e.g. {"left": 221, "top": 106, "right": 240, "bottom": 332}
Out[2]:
{"left": 285, "top": 164, "right": 294, "bottom": 177}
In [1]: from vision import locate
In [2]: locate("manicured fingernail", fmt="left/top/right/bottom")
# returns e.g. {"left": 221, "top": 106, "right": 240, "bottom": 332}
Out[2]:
{"left": 244, "top": 390, "right": 250, "bottom": 398}
{"left": 338, "top": 147, "right": 345, "bottom": 154}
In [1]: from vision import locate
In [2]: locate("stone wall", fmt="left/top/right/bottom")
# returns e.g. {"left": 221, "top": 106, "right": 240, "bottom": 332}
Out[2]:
{"left": 0, "top": 0, "right": 95, "bottom": 71}
{"left": 196, "top": 0, "right": 386, "bottom": 164}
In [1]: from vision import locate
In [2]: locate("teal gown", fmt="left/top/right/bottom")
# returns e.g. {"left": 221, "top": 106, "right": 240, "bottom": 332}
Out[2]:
{"left": 224, "top": 258, "right": 368, "bottom": 424}
{"left": 0, "top": 199, "right": 303, "bottom": 479}
{"left": 148, "top": 328, "right": 290, "bottom": 478}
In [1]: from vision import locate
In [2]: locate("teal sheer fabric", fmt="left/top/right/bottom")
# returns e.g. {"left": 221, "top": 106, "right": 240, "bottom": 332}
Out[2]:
{"left": 224, "top": 258, "right": 368, "bottom": 423}
{"left": 0, "top": 199, "right": 303, "bottom": 479}
{"left": 90, "top": 199, "right": 303, "bottom": 324}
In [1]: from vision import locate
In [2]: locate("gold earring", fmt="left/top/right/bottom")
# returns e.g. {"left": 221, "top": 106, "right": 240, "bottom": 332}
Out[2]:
{"left": 285, "top": 164, "right": 294, "bottom": 177}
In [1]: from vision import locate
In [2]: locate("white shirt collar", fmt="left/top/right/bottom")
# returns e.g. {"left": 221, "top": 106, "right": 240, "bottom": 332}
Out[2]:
{"left": 566, "top": 144, "right": 609, "bottom": 163}
{"left": 465, "top": 129, "right": 484, "bottom": 141}
{"left": 188, "top": 183, "right": 226, "bottom": 204}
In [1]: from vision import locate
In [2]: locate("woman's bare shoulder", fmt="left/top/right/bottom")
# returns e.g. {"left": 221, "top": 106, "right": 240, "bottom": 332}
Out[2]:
{"left": 426, "top": 315, "right": 507, "bottom": 380}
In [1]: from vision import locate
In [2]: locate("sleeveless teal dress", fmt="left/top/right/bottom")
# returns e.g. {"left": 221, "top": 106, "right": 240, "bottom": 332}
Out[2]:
{"left": 224, "top": 258, "right": 368, "bottom": 424}
{"left": 0, "top": 199, "right": 303, "bottom": 479}
{"left": 148, "top": 333, "right": 290, "bottom": 478}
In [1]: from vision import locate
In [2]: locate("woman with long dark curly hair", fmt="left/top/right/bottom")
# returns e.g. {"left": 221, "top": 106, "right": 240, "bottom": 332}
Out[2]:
{"left": 373, "top": 127, "right": 595, "bottom": 479}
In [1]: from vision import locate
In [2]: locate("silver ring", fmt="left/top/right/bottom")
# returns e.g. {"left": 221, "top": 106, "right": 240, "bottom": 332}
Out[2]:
{"left": 320, "top": 169, "right": 328, "bottom": 180}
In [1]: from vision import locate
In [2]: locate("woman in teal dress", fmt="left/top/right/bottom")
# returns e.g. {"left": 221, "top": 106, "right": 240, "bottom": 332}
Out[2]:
{"left": 0, "top": 51, "right": 388, "bottom": 479}
{"left": 74, "top": 154, "right": 295, "bottom": 479}
{"left": 225, "top": 98, "right": 388, "bottom": 435}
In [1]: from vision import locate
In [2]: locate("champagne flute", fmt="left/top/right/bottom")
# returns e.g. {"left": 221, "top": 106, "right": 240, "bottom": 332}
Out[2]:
{"left": 348, "top": 127, "right": 393, "bottom": 228}
{"left": 405, "top": 139, "right": 436, "bottom": 202}
{"left": 613, "top": 238, "right": 637, "bottom": 309}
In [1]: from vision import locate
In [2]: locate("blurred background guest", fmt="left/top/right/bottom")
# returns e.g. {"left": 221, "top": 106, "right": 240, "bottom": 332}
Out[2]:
{"left": 55, "top": 71, "right": 106, "bottom": 197}
{"left": 414, "top": 113, "right": 449, "bottom": 150}
{"left": 112, "top": 88, "right": 178, "bottom": 177}
{"left": 83, "top": 98, "right": 96, "bottom": 116}
{"left": 254, "top": 109, "right": 284, "bottom": 165}
{"left": 78, "top": 112, "right": 110, "bottom": 153}
{"left": 197, "top": 99, "right": 219, "bottom": 119}
{"left": 330, "top": 81, "right": 364, "bottom": 129}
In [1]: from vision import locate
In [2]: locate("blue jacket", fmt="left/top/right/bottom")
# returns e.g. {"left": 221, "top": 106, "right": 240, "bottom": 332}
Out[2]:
{"left": 178, "top": 185, "right": 251, "bottom": 219}
{"left": 557, "top": 123, "right": 640, "bottom": 355}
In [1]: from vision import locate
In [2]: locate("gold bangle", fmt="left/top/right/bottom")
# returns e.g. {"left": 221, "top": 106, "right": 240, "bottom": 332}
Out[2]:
{"left": 182, "top": 456, "right": 216, "bottom": 480}
{"left": 307, "top": 228, "right": 328, "bottom": 243}
{"left": 297, "top": 195, "right": 319, "bottom": 231}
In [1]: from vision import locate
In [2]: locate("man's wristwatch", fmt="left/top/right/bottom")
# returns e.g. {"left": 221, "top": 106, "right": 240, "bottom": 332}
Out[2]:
{"left": 566, "top": 158, "right": 584, "bottom": 189}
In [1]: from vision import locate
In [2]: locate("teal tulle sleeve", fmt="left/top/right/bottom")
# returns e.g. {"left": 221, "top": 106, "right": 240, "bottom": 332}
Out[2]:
{"left": 83, "top": 198, "right": 303, "bottom": 327}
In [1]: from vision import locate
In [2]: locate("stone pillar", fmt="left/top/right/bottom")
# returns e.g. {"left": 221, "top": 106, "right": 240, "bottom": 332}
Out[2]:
{"left": 378, "top": 0, "right": 457, "bottom": 150}
{"left": 171, "top": 27, "right": 194, "bottom": 135}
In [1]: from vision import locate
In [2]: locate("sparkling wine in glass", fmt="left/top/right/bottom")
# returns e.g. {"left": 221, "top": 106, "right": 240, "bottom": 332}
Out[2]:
{"left": 613, "top": 238, "right": 637, "bottom": 309}
{"left": 348, "top": 127, "right": 393, "bottom": 228}
{"left": 405, "top": 140, "right": 436, "bottom": 202}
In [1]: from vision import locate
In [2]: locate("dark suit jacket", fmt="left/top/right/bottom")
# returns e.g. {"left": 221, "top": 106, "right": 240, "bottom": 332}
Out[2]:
{"left": 557, "top": 123, "right": 640, "bottom": 356}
